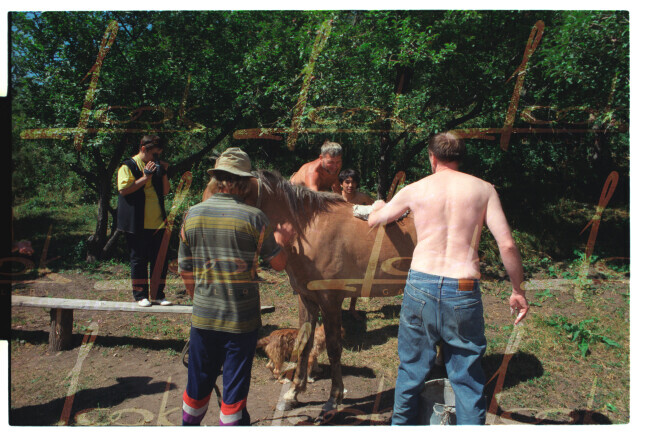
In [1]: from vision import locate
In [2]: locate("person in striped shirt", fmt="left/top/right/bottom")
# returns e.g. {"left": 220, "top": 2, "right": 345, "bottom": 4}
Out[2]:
{"left": 179, "top": 148, "right": 288, "bottom": 426}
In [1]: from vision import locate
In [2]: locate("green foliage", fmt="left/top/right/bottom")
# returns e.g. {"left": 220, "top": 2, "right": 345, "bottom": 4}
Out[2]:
{"left": 534, "top": 288, "right": 555, "bottom": 303}
{"left": 544, "top": 315, "right": 621, "bottom": 357}
{"left": 11, "top": 11, "right": 629, "bottom": 264}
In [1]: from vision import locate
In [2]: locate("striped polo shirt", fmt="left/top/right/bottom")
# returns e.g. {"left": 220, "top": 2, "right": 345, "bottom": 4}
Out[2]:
{"left": 178, "top": 193, "right": 281, "bottom": 333}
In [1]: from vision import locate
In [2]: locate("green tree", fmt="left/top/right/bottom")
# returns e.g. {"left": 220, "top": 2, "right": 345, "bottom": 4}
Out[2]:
{"left": 11, "top": 11, "right": 324, "bottom": 260}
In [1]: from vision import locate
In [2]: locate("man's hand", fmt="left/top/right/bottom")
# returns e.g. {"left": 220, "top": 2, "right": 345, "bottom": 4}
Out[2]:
{"left": 274, "top": 222, "right": 294, "bottom": 247}
{"left": 367, "top": 200, "right": 387, "bottom": 227}
{"left": 509, "top": 291, "right": 529, "bottom": 325}
{"left": 179, "top": 271, "right": 195, "bottom": 299}
{"left": 143, "top": 160, "right": 157, "bottom": 176}
{"left": 372, "top": 199, "right": 386, "bottom": 211}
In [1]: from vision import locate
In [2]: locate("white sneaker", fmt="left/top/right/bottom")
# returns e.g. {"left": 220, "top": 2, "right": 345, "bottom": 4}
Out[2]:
{"left": 154, "top": 299, "right": 172, "bottom": 306}
{"left": 137, "top": 298, "right": 152, "bottom": 307}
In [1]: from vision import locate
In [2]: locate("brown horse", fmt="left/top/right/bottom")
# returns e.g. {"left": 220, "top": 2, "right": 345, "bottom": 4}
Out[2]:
{"left": 203, "top": 170, "right": 416, "bottom": 413}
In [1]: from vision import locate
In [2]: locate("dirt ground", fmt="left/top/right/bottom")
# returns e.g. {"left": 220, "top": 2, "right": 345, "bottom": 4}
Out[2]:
{"left": 9, "top": 264, "right": 629, "bottom": 426}
{"left": 10, "top": 266, "right": 398, "bottom": 426}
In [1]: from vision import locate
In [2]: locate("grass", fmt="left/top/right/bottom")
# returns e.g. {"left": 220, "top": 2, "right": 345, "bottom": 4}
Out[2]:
{"left": 541, "top": 315, "right": 621, "bottom": 357}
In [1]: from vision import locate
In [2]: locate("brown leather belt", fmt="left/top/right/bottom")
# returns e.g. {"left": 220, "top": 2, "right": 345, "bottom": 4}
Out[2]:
{"left": 457, "top": 279, "right": 476, "bottom": 291}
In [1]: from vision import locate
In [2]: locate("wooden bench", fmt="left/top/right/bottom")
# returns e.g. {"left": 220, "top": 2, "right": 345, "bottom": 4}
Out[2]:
{"left": 11, "top": 295, "right": 274, "bottom": 352}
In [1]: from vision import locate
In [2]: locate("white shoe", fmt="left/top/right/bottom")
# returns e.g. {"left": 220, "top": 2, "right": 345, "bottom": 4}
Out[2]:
{"left": 154, "top": 299, "right": 172, "bottom": 306}
{"left": 137, "top": 298, "right": 152, "bottom": 307}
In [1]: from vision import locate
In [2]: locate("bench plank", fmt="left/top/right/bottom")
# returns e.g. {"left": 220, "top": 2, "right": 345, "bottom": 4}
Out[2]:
{"left": 12, "top": 295, "right": 193, "bottom": 313}
{"left": 12, "top": 295, "right": 275, "bottom": 314}
{"left": 12, "top": 295, "right": 275, "bottom": 352}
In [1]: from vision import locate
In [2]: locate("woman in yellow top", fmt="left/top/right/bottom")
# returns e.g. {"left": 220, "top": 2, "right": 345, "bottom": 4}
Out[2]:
{"left": 116, "top": 135, "right": 171, "bottom": 307}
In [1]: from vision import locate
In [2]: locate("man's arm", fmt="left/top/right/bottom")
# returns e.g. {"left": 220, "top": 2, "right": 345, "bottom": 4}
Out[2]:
{"left": 180, "top": 271, "right": 195, "bottom": 299}
{"left": 269, "top": 251, "right": 287, "bottom": 271}
{"left": 118, "top": 161, "right": 156, "bottom": 196}
{"left": 303, "top": 166, "right": 324, "bottom": 191}
{"left": 178, "top": 222, "right": 195, "bottom": 299}
{"left": 359, "top": 192, "right": 374, "bottom": 205}
{"left": 485, "top": 186, "right": 528, "bottom": 325}
{"left": 267, "top": 224, "right": 290, "bottom": 271}
{"left": 367, "top": 186, "right": 412, "bottom": 227}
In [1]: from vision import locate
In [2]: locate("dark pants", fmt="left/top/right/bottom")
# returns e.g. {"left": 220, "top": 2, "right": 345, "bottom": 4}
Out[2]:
{"left": 182, "top": 327, "right": 258, "bottom": 425}
{"left": 124, "top": 229, "right": 168, "bottom": 301}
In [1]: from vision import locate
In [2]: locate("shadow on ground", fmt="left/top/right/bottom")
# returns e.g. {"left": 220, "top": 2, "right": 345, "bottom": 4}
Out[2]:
{"left": 10, "top": 376, "right": 175, "bottom": 426}
{"left": 11, "top": 328, "right": 187, "bottom": 352}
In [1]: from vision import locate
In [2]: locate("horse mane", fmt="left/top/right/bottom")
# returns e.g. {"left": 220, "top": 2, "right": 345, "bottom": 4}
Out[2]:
{"left": 254, "top": 169, "right": 345, "bottom": 237}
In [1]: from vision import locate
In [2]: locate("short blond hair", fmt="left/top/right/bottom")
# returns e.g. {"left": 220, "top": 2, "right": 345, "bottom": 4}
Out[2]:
{"left": 320, "top": 140, "right": 342, "bottom": 157}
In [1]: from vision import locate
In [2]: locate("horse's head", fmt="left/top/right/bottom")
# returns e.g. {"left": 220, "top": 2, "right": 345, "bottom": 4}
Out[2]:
{"left": 251, "top": 169, "right": 344, "bottom": 242}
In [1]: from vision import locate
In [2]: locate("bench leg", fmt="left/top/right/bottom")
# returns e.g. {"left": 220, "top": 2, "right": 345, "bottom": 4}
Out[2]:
{"left": 49, "top": 308, "right": 73, "bottom": 352}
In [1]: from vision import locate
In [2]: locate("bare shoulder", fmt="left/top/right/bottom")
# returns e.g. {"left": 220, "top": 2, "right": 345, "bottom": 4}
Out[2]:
{"left": 458, "top": 172, "right": 494, "bottom": 192}
{"left": 357, "top": 192, "right": 374, "bottom": 205}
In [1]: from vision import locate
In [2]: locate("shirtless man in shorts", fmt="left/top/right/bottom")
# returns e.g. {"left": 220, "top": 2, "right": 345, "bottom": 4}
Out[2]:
{"left": 368, "top": 131, "right": 528, "bottom": 425}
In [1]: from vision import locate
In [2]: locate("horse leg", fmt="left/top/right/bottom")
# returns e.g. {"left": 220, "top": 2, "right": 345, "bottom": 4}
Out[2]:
{"left": 281, "top": 294, "right": 319, "bottom": 410}
{"left": 319, "top": 293, "right": 345, "bottom": 414}
{"left": 348, "top": 297, "right": 363, "bottom": 321}
{"left": 273, "top": 355, "right": 284, "bottom": 380}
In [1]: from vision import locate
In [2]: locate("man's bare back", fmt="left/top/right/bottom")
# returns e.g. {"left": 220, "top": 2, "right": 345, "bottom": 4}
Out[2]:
{"left": 368, "top": 134, "right": 527, "bottom": 324}
{"left": 370, "top": 169, "right": 498, "bottom": 278}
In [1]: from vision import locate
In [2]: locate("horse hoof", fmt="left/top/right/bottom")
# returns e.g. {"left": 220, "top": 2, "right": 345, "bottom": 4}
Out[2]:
{"left": 322, "top": 398, "right": 338, "bottom": 414}
{"left": 277, "top": 397, "right": 298, "bottom": 411}
{"left": 312, "top": 398, "right": 339, "bottom": 424}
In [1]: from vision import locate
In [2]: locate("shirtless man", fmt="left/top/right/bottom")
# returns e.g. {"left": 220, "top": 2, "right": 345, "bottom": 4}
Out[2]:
{"left": 339, "top": 168, "right": 373, "bottom": 206}
{"left": 339, "top": 169, "right": 374, "bottom": 320}
{"left": 290, "top": 141, "right": 343, "bottom": 194}
{"left": 368, "top": 132, "right": 528, "bottom": 425}
{"left": 290, "top": 141, "right": 342, "bottom": 326}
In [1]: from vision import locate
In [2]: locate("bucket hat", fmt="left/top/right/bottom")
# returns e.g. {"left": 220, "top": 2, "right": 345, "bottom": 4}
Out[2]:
{"left": 207, "top": 147, "right": 254, "bottom": 177}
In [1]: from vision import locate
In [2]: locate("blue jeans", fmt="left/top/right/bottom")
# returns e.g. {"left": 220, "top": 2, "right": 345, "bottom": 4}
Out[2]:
{"left": 392, "top": 270, "right": 487, "bottom": 425}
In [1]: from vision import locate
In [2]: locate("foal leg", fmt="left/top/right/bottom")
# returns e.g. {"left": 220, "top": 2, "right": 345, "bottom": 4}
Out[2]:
{"left": 282, "top": 294, "right": 319, "bottom": 410}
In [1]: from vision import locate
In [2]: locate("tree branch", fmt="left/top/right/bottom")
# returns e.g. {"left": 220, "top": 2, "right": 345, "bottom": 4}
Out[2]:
{"left": 444, "top": 96, "right": 484, "bottom": 131}
{"left": 401, "top": 96, "right": 485, "bottom": 170}
{"left": 102, "top": 229, "right": 122, "bottom": 256}
{"left": 107, "top": 136, "right": 129, "bottom": 175}
{"left": 167, "top": 111, "right": 243, "bottom": 179}
{"left": 70, "top": 157, "right": 98, "bottom": 193}
{"left": 91, "top": 146, "right": 107, "bottom": 178}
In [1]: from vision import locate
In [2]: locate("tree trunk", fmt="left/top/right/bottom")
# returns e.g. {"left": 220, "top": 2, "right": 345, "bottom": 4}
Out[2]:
{"left": 376, "top": 65, "right": 414, "bottom": 198}
{"left": 376, "top": 131, "right": 392, "bottom": 199}
{"left": 86, "top": 178, "right": 111, "bottom": 262}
